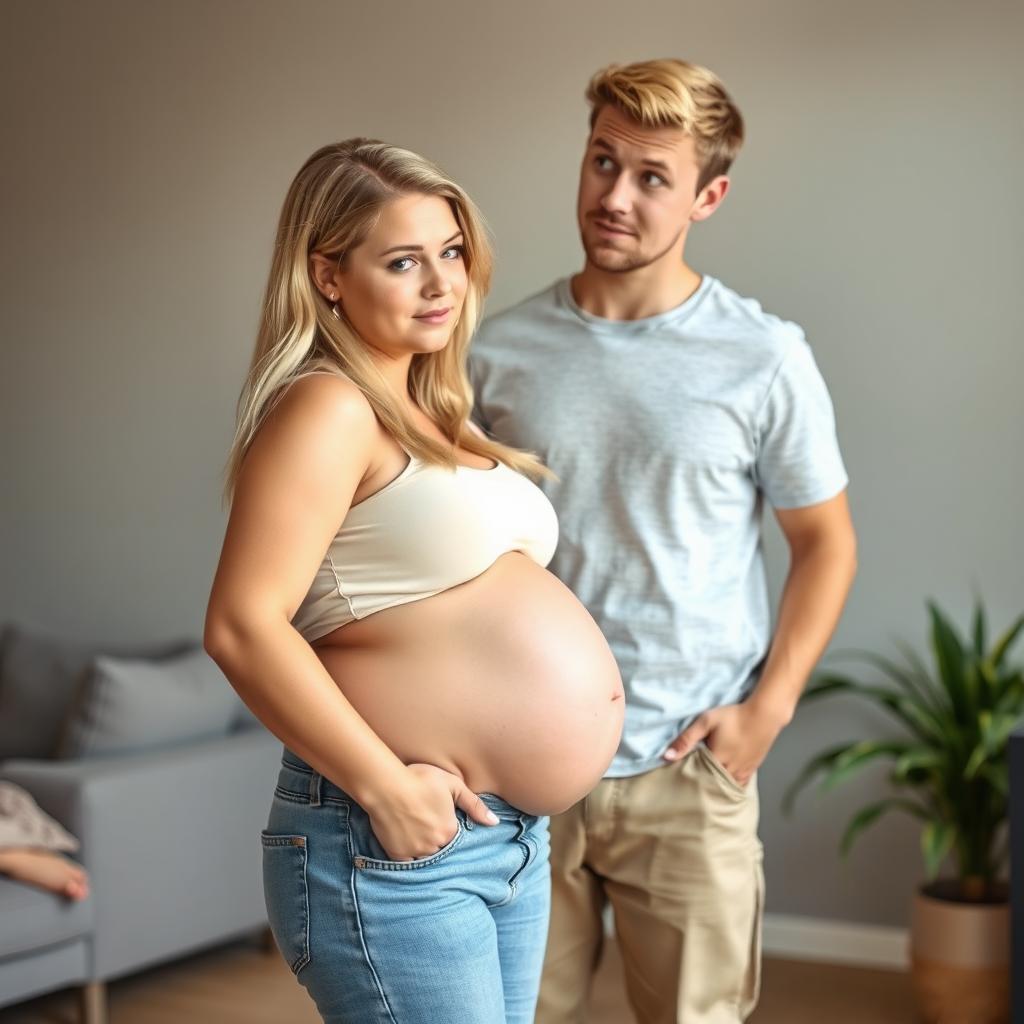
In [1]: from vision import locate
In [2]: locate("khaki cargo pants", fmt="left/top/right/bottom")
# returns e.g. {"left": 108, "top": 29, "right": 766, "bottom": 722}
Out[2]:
{"left": 535, "top": 743, "right": 764, "bottom": 1024}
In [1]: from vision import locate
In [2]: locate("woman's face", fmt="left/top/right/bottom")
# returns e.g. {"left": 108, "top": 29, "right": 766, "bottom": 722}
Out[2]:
{"left": 323, "top": 193, "right": 468, "bottom": 362}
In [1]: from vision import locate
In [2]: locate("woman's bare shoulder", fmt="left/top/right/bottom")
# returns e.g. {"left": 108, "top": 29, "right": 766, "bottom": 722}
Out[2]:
{"left": 243, "top": 371, "right": 379, "bottom": 486}
{"left": 273, "top": 371, "right": 375, "bottom": 433}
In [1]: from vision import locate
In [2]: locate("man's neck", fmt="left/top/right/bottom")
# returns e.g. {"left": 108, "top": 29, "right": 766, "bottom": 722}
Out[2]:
{"left": 571, "top": 260, "right": 703, "bottom": 322}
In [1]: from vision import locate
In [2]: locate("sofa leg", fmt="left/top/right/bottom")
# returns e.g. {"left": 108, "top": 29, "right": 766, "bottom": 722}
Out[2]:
{"left": 79, "top": 980, "right": 107, "bottom": 1024}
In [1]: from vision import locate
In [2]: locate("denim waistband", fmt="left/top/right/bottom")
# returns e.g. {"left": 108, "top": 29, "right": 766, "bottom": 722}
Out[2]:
{"left": 281, "top": 749, "right": 529, "bottom": 821}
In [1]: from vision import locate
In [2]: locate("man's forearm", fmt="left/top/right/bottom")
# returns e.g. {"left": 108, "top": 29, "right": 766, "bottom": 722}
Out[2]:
{"left": 749, "top": 533, "right": 857, "bottom": 725}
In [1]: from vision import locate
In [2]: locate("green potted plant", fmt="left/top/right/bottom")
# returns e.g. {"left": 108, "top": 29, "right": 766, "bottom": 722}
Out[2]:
{"left": 784, "top": 600, "right": 1023, "bottom": 1024}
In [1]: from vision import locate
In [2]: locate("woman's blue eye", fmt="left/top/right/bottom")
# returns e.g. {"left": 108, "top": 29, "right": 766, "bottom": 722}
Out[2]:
{"left": 389, "top": 257, "right": 415, "bottom": 272}
{"left": 441, "top": 245, "right": 465, "bottom": 260}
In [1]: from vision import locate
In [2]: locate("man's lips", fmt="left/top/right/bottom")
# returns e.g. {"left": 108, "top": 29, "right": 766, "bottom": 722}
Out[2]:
{"left": 590, "top": 217, "right": 636, "bottom": 237}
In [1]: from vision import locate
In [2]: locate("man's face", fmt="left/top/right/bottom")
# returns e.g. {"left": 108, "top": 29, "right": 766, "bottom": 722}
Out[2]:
{"left": 577, "top": 105, "right": 706, "bottom": 274}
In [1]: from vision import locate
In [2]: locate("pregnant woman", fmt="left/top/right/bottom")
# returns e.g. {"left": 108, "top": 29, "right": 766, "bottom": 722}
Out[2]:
{"left": 204, "top": 139, "right": 624, "bottom": 1024}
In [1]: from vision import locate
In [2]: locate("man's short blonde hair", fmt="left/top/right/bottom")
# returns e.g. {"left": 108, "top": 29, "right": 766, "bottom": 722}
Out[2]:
{"left": 586, "top": 59, "right": 744, "bottom": 192}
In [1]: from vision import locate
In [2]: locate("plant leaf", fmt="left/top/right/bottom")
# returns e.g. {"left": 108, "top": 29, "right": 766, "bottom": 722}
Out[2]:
{"left": 928, "top": 601, "right": 970, "bottom": 721}
{"left": 993, "top": 673, "right": 1024, "bottom": 713}
{"left": 964, "top": 710, "right": 1024, "bottom": 778}
{"left": 840, "top": 798, "right": 932, "bottom": 857}
{"left": 781, "top": 742, "right": 860, "bottom": 814}
{"left": 991, "top": 667, "right": 1024, "bottom": 708}
{"left": 801, "top": 674, "right": 947, "bottom": 745}
{"left": 846, "top": 650, "right": 947, "bottom": 718}
{"left": 921, "top": 820, "right": 956, "bottom": 879}
{"left": 896, "top": 641, "right": 954, "bottom": 712}
{"left": 963, "top": 661, "right": 982, "bottom": 718}
{"left": 892, "top": 747, "right": 945, "bottom": 781}
{"left": 978, "top": 761, "right": 1009, "bottom": 798}
{"left": 820, "top": 740, "right": 911, "bottom": 791}
{"left": 990, "top": 614, "right": 1024, "bottom": 669}
{"left": 972, "top": 600, "right": 987, "bottom": 658}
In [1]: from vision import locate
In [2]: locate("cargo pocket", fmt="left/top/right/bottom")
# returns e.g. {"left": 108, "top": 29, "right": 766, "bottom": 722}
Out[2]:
{"left": 261, "top": 832, "right": 311, "bottom": 975}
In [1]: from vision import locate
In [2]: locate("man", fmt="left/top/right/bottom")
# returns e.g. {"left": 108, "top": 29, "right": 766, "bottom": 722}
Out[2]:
{"left": 470, "top": 59, "right": 858, "bottom": 1023}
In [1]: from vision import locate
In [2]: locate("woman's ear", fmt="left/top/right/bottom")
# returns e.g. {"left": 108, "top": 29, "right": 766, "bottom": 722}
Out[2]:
{"left": 309, "top": 252, "right": 343, "bottom": 302}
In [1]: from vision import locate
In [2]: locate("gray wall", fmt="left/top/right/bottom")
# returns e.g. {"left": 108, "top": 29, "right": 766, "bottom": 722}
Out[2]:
{"left": 2, "top": 0, "right": 1021, "bottom": 928}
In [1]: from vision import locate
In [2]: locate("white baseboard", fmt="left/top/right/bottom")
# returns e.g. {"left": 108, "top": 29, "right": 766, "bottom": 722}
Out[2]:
{"left": 762, "top": 913, "right": 908, "bottom": 970}
{"left": 603, "top": 908, "right": 908, "bottom": 971}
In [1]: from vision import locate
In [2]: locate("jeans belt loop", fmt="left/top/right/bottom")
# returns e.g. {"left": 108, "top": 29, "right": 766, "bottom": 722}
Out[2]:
{"left": 309, "top": 769, "right": 323, "bottom": 807}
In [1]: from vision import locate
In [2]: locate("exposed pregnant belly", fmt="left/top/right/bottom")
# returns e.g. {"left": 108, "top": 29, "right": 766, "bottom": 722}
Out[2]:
{"left": 313, "top": 552, "right": 624, "bottom": 816}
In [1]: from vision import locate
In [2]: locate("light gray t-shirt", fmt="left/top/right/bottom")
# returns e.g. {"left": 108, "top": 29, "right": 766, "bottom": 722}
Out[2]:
{"left": 471, "top": 276, "right": 849, "bottom": 777}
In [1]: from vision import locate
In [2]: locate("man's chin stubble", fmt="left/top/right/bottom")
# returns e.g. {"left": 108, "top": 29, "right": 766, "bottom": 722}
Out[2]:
{"left": 583, "top": 228, "right": 685, "bottom": 275}
{"left": 584, "top": 244, "right": 650, "bottom": 275}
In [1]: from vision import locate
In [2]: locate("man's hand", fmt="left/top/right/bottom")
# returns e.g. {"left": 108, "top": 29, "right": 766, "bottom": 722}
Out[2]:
{"left": 661, "top": 698, "right": 792, "bottom": 787}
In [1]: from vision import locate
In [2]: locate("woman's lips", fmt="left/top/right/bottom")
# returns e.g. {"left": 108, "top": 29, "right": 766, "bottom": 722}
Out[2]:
{"left": 413, "top": 307, "right": 452, "bottom": 324}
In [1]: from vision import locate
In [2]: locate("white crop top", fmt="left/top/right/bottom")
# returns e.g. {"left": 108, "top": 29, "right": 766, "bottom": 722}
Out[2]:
{"left": 291, "top": 454, "right": 559, "bottom": 642}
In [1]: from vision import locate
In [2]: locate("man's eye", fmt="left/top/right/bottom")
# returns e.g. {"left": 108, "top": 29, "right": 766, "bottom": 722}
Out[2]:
{"left": 389, "top": 257, "right": 416, "bottom": 272}
{"left": 594, "top": 156, "right": 615, "bottom": 172}
{"left": 642, "top": 172, "right": 667, "bottom": 188}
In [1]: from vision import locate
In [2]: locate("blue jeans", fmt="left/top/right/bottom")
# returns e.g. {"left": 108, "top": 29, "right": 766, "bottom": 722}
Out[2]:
{"left": 262, "top": 750, "right": 551, "bottom": 1023}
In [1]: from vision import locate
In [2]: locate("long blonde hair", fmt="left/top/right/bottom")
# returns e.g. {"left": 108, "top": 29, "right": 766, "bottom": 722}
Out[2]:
{"left": 225, "top": 138, "right": 545, "bottom": 499}
{"left": 586, "top": 59, "right": 744, "bottom": 192}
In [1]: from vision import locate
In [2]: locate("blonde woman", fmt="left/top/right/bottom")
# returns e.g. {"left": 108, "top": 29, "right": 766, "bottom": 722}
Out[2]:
{"left": 204, "top": 140, "right": 624, "bottom": 1024}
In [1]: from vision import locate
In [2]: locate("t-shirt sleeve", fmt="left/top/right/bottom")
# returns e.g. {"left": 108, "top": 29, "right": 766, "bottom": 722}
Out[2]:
{"left": 754, "top": 336, "right": 849, "bottom": 509}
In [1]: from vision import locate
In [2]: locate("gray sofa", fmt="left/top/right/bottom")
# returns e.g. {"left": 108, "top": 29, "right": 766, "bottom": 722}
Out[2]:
{"left": 0, "top": 625, "right": 282, "bottom": 1022}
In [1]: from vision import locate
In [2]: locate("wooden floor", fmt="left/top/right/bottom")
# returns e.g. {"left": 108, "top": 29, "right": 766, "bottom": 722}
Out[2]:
{"left": 1, "top": 934, "right": 919, "bottom": 1023}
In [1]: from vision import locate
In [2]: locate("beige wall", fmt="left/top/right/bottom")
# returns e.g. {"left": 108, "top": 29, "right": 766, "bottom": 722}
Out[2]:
{"left": 2, "top": 0, "right": 1021, "bottom": 928}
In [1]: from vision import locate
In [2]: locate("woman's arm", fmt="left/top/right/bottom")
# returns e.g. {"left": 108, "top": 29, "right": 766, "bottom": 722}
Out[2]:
{"left": 204, "top": 374, "right": 495, "bottom": 857}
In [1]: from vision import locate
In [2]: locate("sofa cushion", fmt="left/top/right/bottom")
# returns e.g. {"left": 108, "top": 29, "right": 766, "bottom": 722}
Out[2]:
{"left": 0, "top": 874, "right": 93, "bottom": 959}
{"left": 0, "top": 627, "right": 102, "bottom": 761}
{"left": 0, "top": 626, "right": 198, "bottom": 761}
{"left": 57, "top": 648, "right": 242, "bottom": 759}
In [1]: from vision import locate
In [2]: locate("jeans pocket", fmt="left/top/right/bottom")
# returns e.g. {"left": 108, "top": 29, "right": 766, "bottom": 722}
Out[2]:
{"left": 352, "top": 813, "right": 467, "bottom": 872}
{"left": 261, "top": 832, "right": 311, "bottom": 974}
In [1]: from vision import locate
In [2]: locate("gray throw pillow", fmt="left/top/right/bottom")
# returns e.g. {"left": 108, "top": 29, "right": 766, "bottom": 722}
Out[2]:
{"left": 57, "top": 647, "right": 242, "bottom": 759}
{"left": 0, "top": 627, "right": 96, "bottom": 761}
{"left": 0, "top": 625, "right": 191, "bottom": 761}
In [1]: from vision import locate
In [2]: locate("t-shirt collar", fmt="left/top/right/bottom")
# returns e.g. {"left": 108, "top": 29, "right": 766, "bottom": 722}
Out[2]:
{"left": 556, "top": 275, "right": 714, "bottom": 334}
